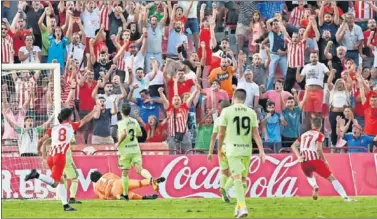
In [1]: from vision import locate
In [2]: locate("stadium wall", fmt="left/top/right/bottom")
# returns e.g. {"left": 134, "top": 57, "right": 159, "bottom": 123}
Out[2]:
{"left": 2, "top": 154, "right": 377, "bottom": 199}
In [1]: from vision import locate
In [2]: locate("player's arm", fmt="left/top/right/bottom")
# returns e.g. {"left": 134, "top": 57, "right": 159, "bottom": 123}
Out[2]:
{"left": 217, "top": 126, "right": 226, "bottom": 158}
{"left": 2, "top": 112, "right": 20, "bottom": 130}
{"left": 316, "top": 141, "right": 328, "bottom": 165}
{"left": 111, "top": 98, "right": 118, "bottom": 115}
{"left": 117, "top": 129, "right": 127, "bottom": 146}
{"left": 136, "top": 123, "right": 143, "bottom": 137}
{"left": 252, "top": 126, "right": 265, "bottom": 156}
{"left": 78, "top": 107, "right": 97, "bottom": 128}
{"left": 290, "top": 139, "right": 303, "bottom": 162}
{"left": 38, "top": 134, "right": 50, "bottom": 155}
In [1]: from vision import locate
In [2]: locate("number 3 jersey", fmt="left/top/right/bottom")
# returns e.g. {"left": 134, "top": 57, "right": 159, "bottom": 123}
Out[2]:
{"left": 47, "top": 122, "right": 81, "bottom": 156}
{"left": 219, "top": 103, "right": 258, "bottom": 157}
{"left": 297, "top": 129, "right": 325, "bottom": 161}
{"left": 117, "top": 117, "right": 142, "bottom": 155}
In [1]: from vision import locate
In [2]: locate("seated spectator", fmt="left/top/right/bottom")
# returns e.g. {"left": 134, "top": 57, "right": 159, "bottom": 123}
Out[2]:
{"left": 338, "top": 121, "right": 376, "bottom": 153}
{"left": 261, "top": 100, "right": 282, "bottom": 153}
{"left": 92, "top": 97, "right": 118, "bottom": 144}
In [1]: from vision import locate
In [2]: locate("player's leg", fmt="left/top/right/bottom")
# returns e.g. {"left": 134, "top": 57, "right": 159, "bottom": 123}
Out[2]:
{"left": 326, "top": 175, "right": 354, "bottom": 202}
{"left": 301, "top": 161, "right": 319, "bottom": 200}
{"left": 219, "top": 155, "right": 231, "bottom": 203}
{"left": 129, "top": 191, "right": 158, "bottom": 200}
{"left": 228, "top": 156, "right": 248, "bottom": 218}
{"left": 128, "top": 179, "right": 151, "bottom": 190}
{"left": 64, "top": 159, "right": 81, "bottom": 204}
{"left": 25, "top": 156, "right": 59, "bottom": 188}
{"left": 132, "top": 154, "right": 165, "bottom": 192}
{"left": 118, "top": 154, "right": 132, "bottom": 201}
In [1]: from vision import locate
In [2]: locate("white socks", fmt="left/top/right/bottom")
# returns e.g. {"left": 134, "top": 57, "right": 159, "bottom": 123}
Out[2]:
{"left": 306, "top": 177, "right": 318, "bottom": 189}
{"left": 38, "top": 174, "right": 55, "bottom": 186}
{"left": 58, "top": 184, "right": 68, "bottom": 205}
{"left": 332, "top": 180, "right": 348, "bottom": 199}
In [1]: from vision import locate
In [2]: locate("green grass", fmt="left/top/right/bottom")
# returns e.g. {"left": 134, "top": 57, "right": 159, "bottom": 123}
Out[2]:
{"left": 2, "top": 197, "right": 377, "bottom": 218}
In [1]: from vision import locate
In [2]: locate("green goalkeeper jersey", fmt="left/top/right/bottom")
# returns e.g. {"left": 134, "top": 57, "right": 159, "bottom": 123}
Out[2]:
{"left": 218, "top": 103, "right": 258, "bottom": 157}
{"left": 117, "top": 117, "right": 142, "bottom": 155}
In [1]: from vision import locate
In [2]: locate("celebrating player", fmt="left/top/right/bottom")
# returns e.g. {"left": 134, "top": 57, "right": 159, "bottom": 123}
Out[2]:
{"left": 218, "top": 89, "right": 265, "bottom": 218}
{"left": 116, "top": 103, "right": 165, "bottom": 200}
{"left": 291, "top": 117, "right": 355, "bottom": 202}
{"left": 207, "top": 99, "right": 233, "bottom": 203}
{"left": 24, "top": 108, "right": 94, "bottom": 211}
{"left": 90, "top": 170, "right": 163, "bottom": 200}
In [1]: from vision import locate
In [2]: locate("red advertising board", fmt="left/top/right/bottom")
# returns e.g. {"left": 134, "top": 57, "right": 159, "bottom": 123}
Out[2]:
{"left": 2, "top": 154, "right": 377, "bottom": 199}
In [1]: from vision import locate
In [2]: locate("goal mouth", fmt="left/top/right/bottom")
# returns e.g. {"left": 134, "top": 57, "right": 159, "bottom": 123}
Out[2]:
{"left": 2, "top": 63, "right": 61, "bottom": 200}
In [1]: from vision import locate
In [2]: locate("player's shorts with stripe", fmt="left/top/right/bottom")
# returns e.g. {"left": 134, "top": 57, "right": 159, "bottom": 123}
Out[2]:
{"left": 47, "top": 154, "right": 66, "bottom": 181}
{"left": 218, "top": 153, "right": 229, "bottom": 170}
{"left": 227, "top": 156, "right": 250, "bottom": 178}
{"left": 118, "top": 153, "right": 142, "bottom": 170}
{"left": 301, "top": 159, "right": 332, "bottom": 178}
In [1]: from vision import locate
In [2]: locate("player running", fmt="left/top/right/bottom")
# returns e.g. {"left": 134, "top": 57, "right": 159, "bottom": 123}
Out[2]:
{"left": 25, "top": 108, "right": 94, "bottom": 211}
{"left": 207, "top": 99, "right": 233, "bottom": 203}
{"left": 218, "top": 89, "right": 265, "bottom": 218}
{"left": 291, "top": 117, "right": 355, "bottom": 202}
{"left": 116, "top": 103, "right": 165, "bottom": 200}
{"left": 90, "top": 170, "right": 163, "bottom": 200}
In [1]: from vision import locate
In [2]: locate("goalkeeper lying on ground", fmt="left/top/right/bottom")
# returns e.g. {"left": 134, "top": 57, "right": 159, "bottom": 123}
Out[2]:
{"left": 90, "top": 171, "right": 165, "bottom": 200}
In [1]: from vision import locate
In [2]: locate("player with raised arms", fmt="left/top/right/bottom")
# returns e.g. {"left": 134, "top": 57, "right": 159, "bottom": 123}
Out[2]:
{"left": 116, "top": 103, "right": 165, "bottom": 200}
{"left": 291, "top": 117, "right": 355, "bottom": 202}
{"left": 218, "top": 89, "right": 265, "bottom": 218}
{"left": 207, "top": 99, "right": 233, "bottom": 203}
{"left": 24, "top": 108, "right": 95, "bottom": 211}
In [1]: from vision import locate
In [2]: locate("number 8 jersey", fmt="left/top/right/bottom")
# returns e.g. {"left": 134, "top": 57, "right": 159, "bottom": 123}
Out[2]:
{"left": 219, "top": 103, "right": 258, "bottom": 157}
{"left": 47, "top": 122, "right": 81, "bottom": 156}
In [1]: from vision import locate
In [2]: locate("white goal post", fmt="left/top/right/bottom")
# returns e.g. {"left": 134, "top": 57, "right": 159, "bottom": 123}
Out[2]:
{"left": 2, "top": 63, "right": 61, "bottom": 125}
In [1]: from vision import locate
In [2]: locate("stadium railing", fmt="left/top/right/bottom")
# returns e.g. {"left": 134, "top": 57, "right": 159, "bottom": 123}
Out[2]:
{"left": 91, "top": 149, "right": 180, "bottom": 156}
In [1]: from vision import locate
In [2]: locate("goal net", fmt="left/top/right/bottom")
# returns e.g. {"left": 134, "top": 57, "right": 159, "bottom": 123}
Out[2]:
{"left": 2, "top": 63, "right": 61, "bottom": 200}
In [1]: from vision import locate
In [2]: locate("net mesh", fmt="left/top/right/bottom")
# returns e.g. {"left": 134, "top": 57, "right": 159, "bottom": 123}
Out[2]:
{"left": 2, "top": 66, "right": 59, "bottom": 199}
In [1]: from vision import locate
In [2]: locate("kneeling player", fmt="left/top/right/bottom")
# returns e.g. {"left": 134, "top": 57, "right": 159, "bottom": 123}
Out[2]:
{"left": 25, "top": 108, "right": 94, "bottom": 211}
{"left": 116, "top": 103, "right": 165, "bottom": 200}
{"left": 90, "top": 171, "right": 163, "bottom": 200}
{"left": 291, "top": 117, "right": 355, "bottom": 202}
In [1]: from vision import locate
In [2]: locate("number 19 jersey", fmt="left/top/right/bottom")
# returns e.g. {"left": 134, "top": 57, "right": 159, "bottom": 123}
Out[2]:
{"left": 117, "top": 117, "right": 142, "bottom": 155}
{"left": 218, "top": 103, "right": 258, "bottom": 157}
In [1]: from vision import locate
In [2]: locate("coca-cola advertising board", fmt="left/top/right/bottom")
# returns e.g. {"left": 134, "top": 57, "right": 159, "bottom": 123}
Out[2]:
{"left": 2, "top": 154, "right": 377, "bottom": 199}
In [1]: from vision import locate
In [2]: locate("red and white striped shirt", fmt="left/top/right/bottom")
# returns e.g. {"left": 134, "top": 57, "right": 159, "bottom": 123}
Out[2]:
{"left": 290, "top": 7, "right": 305, "bottom": 27}
{"left": 1, "top": 35, "right": 13, "bottom": 63}
{"left": 354, "top": 1, "right": 375, "bottom": 20}
{"left": 47, "top": 122, "right": 81, "bottom": 156}
{"left": 297, "top": 129, "right": 325, "bottom": 161}
{"left": 100, "top": 5, "right": 110, "bottom": 31}
{"left": 287, "top": 39, "right": 306, "bottom": 68}
{"left": 167, "top": 104, "right": 189, "bottom": 137}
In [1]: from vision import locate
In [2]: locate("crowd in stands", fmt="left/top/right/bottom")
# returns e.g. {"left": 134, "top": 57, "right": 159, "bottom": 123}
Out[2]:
{"left": 2, "top": 0, "right": 377, "bottom": 156}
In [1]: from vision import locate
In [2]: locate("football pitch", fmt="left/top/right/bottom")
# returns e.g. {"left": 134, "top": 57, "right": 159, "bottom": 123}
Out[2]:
{"left": 2, "top": 197, "right": 377, "bottom": 218}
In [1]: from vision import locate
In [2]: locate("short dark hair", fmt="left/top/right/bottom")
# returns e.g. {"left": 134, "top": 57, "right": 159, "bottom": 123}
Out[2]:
{"left": 121, "top": 103, "right": 132, "bottom": 116}
{"left": 136, "top": 67, "right": 144, "bottom": 72}
{"left": 90, "top": 171, "right": 103, "bottom": 183}
{"left": 234, "top": 89, "right": 247, "bottom": 102}
{"left": 221, "top": 38, "right": 229, "bottom": 43}
{"left": 267, "top": 101, "right": 275, "bottom": 107}
{"left": 220, "top": 100, "right": 231, "bottom": 109}
{"left": 287, "top": 96, "right": 295, "bottom": 101}
{"left": 311, "top": 117, "right": 322, "bottom": 129}
{"left": 275, "top": 79, "right": 285, "bottom": 86}
{"left": 139, "top": 89, "right": 150, "bottom": 95}
{"left": 58, "top": 108, "right": 73, "bottom": 123}
{"left": 105, "top": 82, "right": 113, "bottom": 86}
{"left": 24, "top": 116, "right": 33, "bottom": 122}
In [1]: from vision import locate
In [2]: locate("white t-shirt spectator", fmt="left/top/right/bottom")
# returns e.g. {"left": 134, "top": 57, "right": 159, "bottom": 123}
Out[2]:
{"left": 178, "top": 1, "right": 198, "bottom": 18}
{"left": 97, "top": 94, "right": 120, "bottom": 125}
{"left": 237, "top": 77, "right": 260, "bottom": 108}
{"left": 132, "top": 77, "right": 151, "bottom": 99}
{"left": 81, "top": 8, "right": 100, "bottom": 38}
{"left": 124, "top": 51, "right": 145, "bottom": 83}
{"left": 148, "top": 70, "right": 164, "bottom": 86}
{"left": 18, "top": 46, "right": 41, "bottom": 64}
{"left": 66, "top": 43, "right": 86, "bottom": 67}
{"left": 340, "top": 24, "right": 364, "bottom": 51}
{"left": 301, "top": 62, "right": 329, "bottom": 88}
